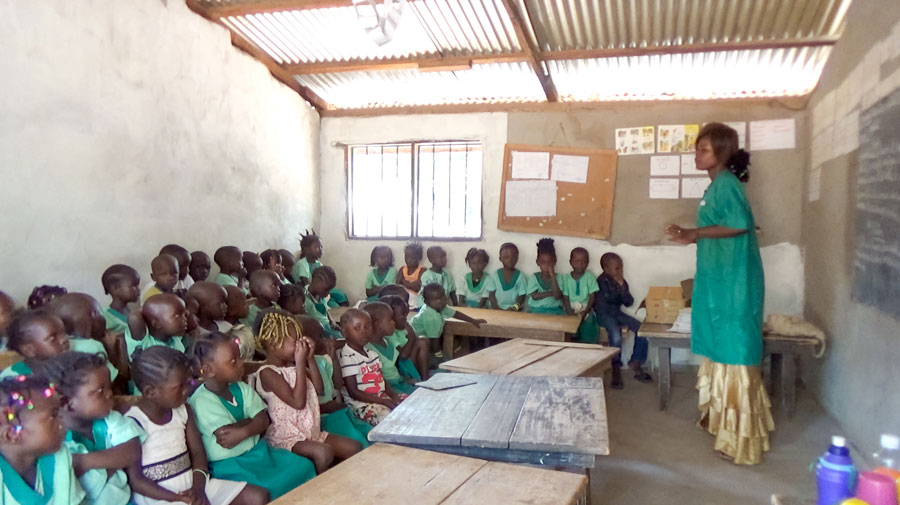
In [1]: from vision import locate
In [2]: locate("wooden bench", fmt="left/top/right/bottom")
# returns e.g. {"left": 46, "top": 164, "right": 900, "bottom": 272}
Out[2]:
{"left": 639, "top": 322, "right": 820, "bottom": 417}
{"left": 440, "top": 308, "right": 581, "bottom": 360}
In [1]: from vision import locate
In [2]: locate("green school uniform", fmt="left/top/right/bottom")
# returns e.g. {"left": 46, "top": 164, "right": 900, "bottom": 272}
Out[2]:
{"left": 410, "top": 305, "right": 455, "bottom": 339}
{"left": 692, "top": 171, "right": 765, "bottom": 366}
{"left": 327, "top": 288, "right": 349, "bottom": 308}
{"left": 65, "top": 411, "right": 144, "bottom": 505}
{"left": 0, "top": 446, "right": 86, "bottom": 505}
{"left": 102, "top": 307, "right": 128, "bottom": 335}
{"left": 313, "top": 355, "right": 371, "bottom": 448}
{"left": 458, "top": 273, "right": 495, "bottom": 308}
{"left": 0, "top": 360, "right": 32, "bottom": 380}
{"left": 388, "top": 329, "right": 421, "bottom": 381}
{"left": 365, "top": 267, "right": 398, "bottom": 301}
{"left": 291, "top": 258, "right": 321, "bottom": 284}
{"left": 489, "top": 269, "right": 528, "bottom": 309}
{"left": 366, "top": 336, "right": 417, "bottom": 395}
{"left": 416, "top": 269, "right": 457, "bottom": 307}
{"left": 239, "top": 302, "right": 280, "bottom": 329}
{"left": 304, "top": 290, "right": 341, "bottom": 339}
{"left": 526, "top": 273, "right": 565, "bottom": 315}
{"left": 68, "top": 337, "right": 118, "bottom": 382}
{"left": 137, "top": 335, "right": 185, "bottom": 354}
{"left": 214, "top": 272, "right": 239, "bottom": 288}
{"left": 560, "top": 271, "right": 601, "bottom": 343}
{"left": 188, "top": 382, "right": 316, "bottom": 499}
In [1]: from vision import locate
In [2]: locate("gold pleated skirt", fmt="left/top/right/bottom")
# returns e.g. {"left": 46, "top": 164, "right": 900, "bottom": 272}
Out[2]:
{"left": 696, "top": 358, "right": 775, "bottom": 465}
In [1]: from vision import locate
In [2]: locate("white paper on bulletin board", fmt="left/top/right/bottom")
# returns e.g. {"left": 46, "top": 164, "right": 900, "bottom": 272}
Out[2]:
{"left": 650, "top": 155, "right": 681, "bottom": 176}
{"left": 723, "top": 122, "right": 747, "bottom": 149}
{"left": 649, "top": 178, "right": 680, "bottom": 199}
{"left": 511, "top": 151, "right": 550, "bottom": 179}
{"left": 550, "top": 155, "right": 589, "bottom": 183}
{"left": 682, "top": 177, "right": 712, "bottom": 199}
{"left": 750, "top": 119, "right": 796, "bottom": 150}
{"left": 681, "top": 154, "right": 704, "bottom": 176}
{"left": 505, "top": 180, "right": 557, "bottom": 216}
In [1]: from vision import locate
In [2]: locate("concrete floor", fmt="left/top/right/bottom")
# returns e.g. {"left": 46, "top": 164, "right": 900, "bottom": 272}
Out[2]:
{"left": 591, "top": 366, "right": 858, "bottom": 505}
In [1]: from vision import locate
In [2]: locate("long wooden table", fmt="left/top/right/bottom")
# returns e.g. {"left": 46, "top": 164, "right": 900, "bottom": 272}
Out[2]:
{"left": 639, "top": 322, "right": 820, "bottom": 417}
{"left": 271, "top": 443, "right": 589, "bottom": 505}
{"left": 440, "top": 339, "right": 619, "bottom": 381}
{"left": 441, "top": 308, "right": 581, "bottom": 359}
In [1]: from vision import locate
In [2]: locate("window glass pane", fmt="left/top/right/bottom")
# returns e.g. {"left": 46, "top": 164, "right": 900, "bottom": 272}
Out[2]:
{"left": 349, "top": 144, "right": 412, "bottom": 238}
{"left": 416, "top": 141, "right": 483, "bottom": 239}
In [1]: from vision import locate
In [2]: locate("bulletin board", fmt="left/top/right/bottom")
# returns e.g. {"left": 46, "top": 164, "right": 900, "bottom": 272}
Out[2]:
{"left": 498, "top": 143, "right": 617, "bottom": 239}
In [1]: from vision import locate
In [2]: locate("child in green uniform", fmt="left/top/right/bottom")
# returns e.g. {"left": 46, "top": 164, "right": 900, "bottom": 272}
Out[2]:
{"left": 242, "top": 251, "right": 263, "bottom": 281}
{"left": 488, "top": 243, "right": 528, "bottom": 311}
{"left": 189, "top": 250, "right": 212, "bottom": 282}
{"left": 188, "top": 333, "right": 316, "bottom": 499}
{"left": 43, "top": 352, "right": 142, "bottom": 505}
{"left": 142, "top": 254, "right": 179, "bottom": 303}
{"left": 291, "top": 230, "right": 323, "bottom": 286}
{"left": 304, "top": 266, "right": 341, "bottom": 339}
{"left": 213, "top": 246, "right": 246, "bottom": 294}
{"left": 186, "top": 281, "right": 229, "bottom": 335}
{"left": 411, "top": 284, "right": 486, "bottom": 357}
{"left": 1, "top": 311, "right": 69, "bottom": 379}
{"left": 0, "top": 375, "right": 87, "bottom": 505}
{"left": 137, "top": 294, "right": 187, "bottom": 356}
{"left": 260, "top": 249, "right": 291, "bottom": 284}
{"left": 240, "top": 271, "right": 282, "bottom": 328}
{"left": 381, "top": 295, "right": 429, "bottom": 381}
{"left": 560, "top": 247, "right": 601, "bottom": 343}
{"left": 278, "top": 284, "right": 306, "bottom": 316}
{"left": 417, "top": 246, "right": 457, "bottom": 308}
{"left": 459, "top": 248, "right": 494, "bottom": 308}
{"left": 100, "top": 264, "right": 141, "bottom": 335}
{"left": 365, "top": 246, "right": 398, "bottom": 301}
{"left": 363, "top": 302, "right": 418, "bottom": 395}
{"left": 526, "top": 238, "right": 565, "bottom": 315}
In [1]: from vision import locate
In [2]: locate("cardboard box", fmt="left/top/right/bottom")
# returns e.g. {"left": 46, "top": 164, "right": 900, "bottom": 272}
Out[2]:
{"left": 643, "top": 279, "right": 693, "bottom": 324}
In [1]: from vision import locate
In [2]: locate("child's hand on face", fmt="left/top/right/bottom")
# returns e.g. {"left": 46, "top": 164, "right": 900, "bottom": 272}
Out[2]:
{"left": 213, "top": 425, "right": 246, "bottom": 449}
{"left": 294, "top": 338, "right": 310, "bottom": 364}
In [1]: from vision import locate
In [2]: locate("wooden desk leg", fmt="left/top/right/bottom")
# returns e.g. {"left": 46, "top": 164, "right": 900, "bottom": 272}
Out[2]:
{"left": 443, "top": 330, "right": 456, "bottom": 360}
{"left": 768, "top": 353, "right": 782, "bottom": 397}
{"left": 658, "top": 346, "right": 671, "bottom": 411}
{"left": 782, "top": 353, "right": 797, "bottom": 418}
{"left": 584, "top": 467, "right": 592, "bottom": 505}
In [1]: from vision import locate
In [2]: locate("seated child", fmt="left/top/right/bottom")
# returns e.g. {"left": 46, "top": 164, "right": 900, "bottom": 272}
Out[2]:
{"left": 43, "top": 351, "right": 141, "bottom": 505}
{"left": 126, "top": 346, "right": 267, "bottom": 505}
{"left": 1, "top": 311, "right": 69, "bottom": 378}
{"left": 213, "top": 246, "right": 246, "bottom": 294}
{"left": 260, "top": 249, "right": 290, "bottom": 284}
{"left": 137, "top": 294, "right": 187, "bottom": 357}
{"left": 0, "top": 375, "right": 87, "bottom": 505}
{"left": 526, "top": 238, "right": 565, "bottom": 315}
{"left": 143, "top": 254, "right": 180, "bottom": 303}
{"left": 365, "top": 246, "right": 398, "bottom": 301}
{"left": 48, "top": 293, "right": 127, "bottom": 386}
{"left": 381, "top": 294, "right": 429, "bottom": 381}
{"left": 278, "top": 249, "right": 296, "bottom": 280}
{"left": 304, "top": 266, "right": 341, "bottom": 339}
{"left": 561, "top": 247, "right": 601, "bottom": 343}
{"left": 101, "top": 264, "right": 141, "bottom": 335}
{"left": 488, "top": 242, "right": 527, "bottom": 311}
{"left": 242, "top": 251, "right": 263, "bottom": 281}
{"left": 240, "top": 271, "right": 282, "bottom": 329}
{"left": 188, "top": 333, "right": 316, "bottom": 499}
{"left": 398, "top": 241, "right": 425, "bottom": 306}
{"left": 27, "top": 285, "right": 68, "bottom": 310}
{"left": 291, "top": 230, "right": 323, "bottom": 286}
{"left": 161, "top": 244, "right": 194, "bottom": 293}
{"left": 278, "top": 284, "right": 306, "bottom": 316}
{"left": 411, "top": 284, "right": 485, "bottom": 356}
{"left": 337, "top": 309, "right": 404, "bottom": 426}
{"left": 363, "top": 302, "right": 419, "bottom": 395}
{"left": 459, "top": 248, "right": 494, "bottom": 308}
{"left": 251, "top": 310, "right": 361, "bottom": 473}
{"left": 186, "top": 281, "right": 229, "bottom": 335}
{"left": 218, "top": 286, "right": 255, "bottom": 362}
{"left": 189, "top": 251, "right": 212, "bottom": 283}
{"left": 296, "top": 316, "right": 371, "bottom": 448}
{"left": 595, "top": 253, "right": 652, "bottom": 389}
{"left": 417, "top": 246, "right": 457, "bottom": 308}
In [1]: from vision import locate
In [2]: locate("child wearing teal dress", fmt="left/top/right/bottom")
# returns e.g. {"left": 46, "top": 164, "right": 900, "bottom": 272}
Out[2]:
{"left": 136, "top": 294, "right": 187, "bottom": 356}
{"left": 43, "top": 352, "right": 142, "bottom": 505}
{"left": 1, "top": 311, "right": 69, "bottom": 379}
{"left": 100, "top": 264, "right": 141, "bottom": 335}
{"left": 0, "top": 375, "right": 87, "bottom": 505}
{"left": 188, "top": 333, "right": 316, "bottom": 499}
{"left": 363, "top": 302, "right": 419, "bottom": 395}
{"left": 304, "top": 266, "right": 342, "bottom": 339}
{"left": 381, "top": 294, "right": 430, "bottom": 381}
{"left": 411, "top": 284, "right": 486, "bottom": 356}
{"left": 488, "top": 243, "right": 528, "bottom": 311}
{"left": 365, "top": 246, "right": 398, "bottom": 301}
{"left": 458, "top": 248, "right": 494, "bottom": 308}
{"left": 240, "top": 271, "right": 282, "bottom": 328}
{"left": 213, "top": 246, "right": 247, "bottom": 295}
{"left": 47, "top": 293, "right": 125, "bottom": 384}
{"left": 526, "top": 238, "right": 566, "bottom": 315}
{"left": 417, "top": 246, "right": 458, "bottom": 307}
{"left": 560, "top": 247, "right": 601, "bottom": 343}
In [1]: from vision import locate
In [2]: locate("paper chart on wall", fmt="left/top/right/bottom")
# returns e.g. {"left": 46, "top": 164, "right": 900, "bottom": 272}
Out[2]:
{"left": 550, "top": 155, "right": 589, "bottom": 183}
{"left": 681, "top": 177, "right": 711, "bottom": 199}
{"left": 680, "top": 154, "right": 704, "bottom": 176}
{"left": 511, "top": 151, "right": 550, "bottom": 179}
{"left": 749, "top": 119, "right": 796, "bottom": 150}
{"left": 723, "top": 122, "right": 747, "bottom": 149}
{"left": 650, "top": 155, "right": 681, "bottom": 176}
{"left": 505, "top": 180, "right": 557, "bottom": 216}
{"left": 649, "top": 178, "right": 679, "bottom": 199}
{"left": 615, "top": 126, "right": 655, "bottom": 155}
{"left": 657, "top": 124, "right": 699, "bottom": 153}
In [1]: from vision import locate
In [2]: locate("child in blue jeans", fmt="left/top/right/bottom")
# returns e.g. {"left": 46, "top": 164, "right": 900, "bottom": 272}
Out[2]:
{"left": 594, "top": 253, "right": 652, "bottom": 389}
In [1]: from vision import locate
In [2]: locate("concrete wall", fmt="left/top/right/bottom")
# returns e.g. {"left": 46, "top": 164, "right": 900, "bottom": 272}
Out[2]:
{"left": 0, "top": 0, "right": 319, "bottom": 304}
{"left": 803, "top": 0, "right": 900, "bottom": 456}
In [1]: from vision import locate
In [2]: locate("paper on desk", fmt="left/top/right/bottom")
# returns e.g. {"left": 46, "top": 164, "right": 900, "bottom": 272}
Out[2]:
{"left": 550, "top": 154, "right": 589, "bottom": 183}
{"left": 750, "top": 119, "right": 795, "bottom": 150}
{"left": 681, "top": 177, "right": 711, "bottom": 199}
{"left": 649, "top": 178, "right": 679, "bottom": 199}
{"left": 505, "top": 180, "right": 557, "bottom": 217}
{"left": 416, "top": 374, "right": 478, "bottom": 391}
{"left": 511, "top": 151, "right": 550, "bottom": 179}
{"left": 650, "top": 155, "right": 680, "bottom": 176}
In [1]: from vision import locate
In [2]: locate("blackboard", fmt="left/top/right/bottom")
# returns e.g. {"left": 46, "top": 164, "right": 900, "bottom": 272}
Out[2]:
{"left": 852, "top": 86, "right": 900, "bottom": 316}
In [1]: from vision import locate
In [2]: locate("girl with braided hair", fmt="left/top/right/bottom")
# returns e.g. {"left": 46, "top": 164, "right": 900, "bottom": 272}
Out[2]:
{"left": 525, "top": 238, "right": 565, "bottom": 314}
{"left": 249, "top": 310, "right": 360, "bottom": 473}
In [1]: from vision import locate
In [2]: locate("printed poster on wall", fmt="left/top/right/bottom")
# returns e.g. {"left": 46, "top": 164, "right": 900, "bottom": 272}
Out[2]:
{"left": 615, "top": 126, "right": 655, "bottom": 155}
{"left": 658, "top": 124, "right": 700, "bottom": 153}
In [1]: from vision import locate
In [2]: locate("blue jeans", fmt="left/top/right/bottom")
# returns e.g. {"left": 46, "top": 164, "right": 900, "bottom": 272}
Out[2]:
{"left": 596, "top": 310, "right": 648, "bottom": 366}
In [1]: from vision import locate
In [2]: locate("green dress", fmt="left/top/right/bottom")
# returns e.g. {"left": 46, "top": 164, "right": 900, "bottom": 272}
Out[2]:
{"left": 102, "top": 307, "right": 128, "bottom": 335}
{"left": 559, "top": 272, "right": 601, "bottom": 343}
{"left": 489, "top": 269, "right": 528, "bottom": 309}
{"left": 290, "top": 258, "right": 321, "bottom": 284}
{"left": 459, "top": 273, "right": 495, "bottom": 308}
{"left": 691, "top": 171, "right": 765, "bottom": 366}
{"left": 366, "top": 335, "right": 418, "bottom": 395}
{"left": 416, "top": 269, "right": 456, "bottom": 307}
{"left": 365, "top": 267, "right": 398, "bottom": 301}
{"left": 0, "top": 361, "right": 32, "bottom": 380}
{"left": 304, "top": 289, "right": 341, "bottom": 339}
{"left": 188, "top": 382, "right": 316, "bottom": 499}
{"left": 313, "top": 355, "right": 371, "bottom": 448}
{"left": 526, "top": 273, "right": 565, "bottom": 315}
{"left": 0, "top": 446, "right": 87, "bottom": 505}
{"left": 68, "top": 337, "right": 118, "bottom": 382}
{"left": 410, "top": 306, "right": 455, "bottom": 339}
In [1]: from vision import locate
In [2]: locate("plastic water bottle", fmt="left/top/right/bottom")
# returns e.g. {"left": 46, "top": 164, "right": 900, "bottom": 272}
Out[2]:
{"left": 817, "top": 436, "right": 858, "bottom": 505}
{"left": 873, "top": 434, "right": 900, "bottom": 470}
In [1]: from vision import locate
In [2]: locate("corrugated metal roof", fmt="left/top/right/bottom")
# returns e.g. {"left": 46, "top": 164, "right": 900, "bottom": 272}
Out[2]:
{"left": 518, "top": 0, "right": 850, "bottom": 52}
{"left": 549, "top": 46, "right": 833, "bottom": 101}
{"left": 220, "top": 0, "right": 521, "bottom": 65}
{"left": 295, "top": 61, "right": 545, "bottom": 108}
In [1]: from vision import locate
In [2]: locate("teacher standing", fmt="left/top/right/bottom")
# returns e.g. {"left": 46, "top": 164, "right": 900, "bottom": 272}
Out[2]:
{"left": 665, "top": 122, "right": 774, "bottom": 465}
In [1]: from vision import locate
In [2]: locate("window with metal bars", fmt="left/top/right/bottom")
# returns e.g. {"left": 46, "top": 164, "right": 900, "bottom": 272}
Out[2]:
{"left": 348, "top": 141, "right": 483, "bottom": 240}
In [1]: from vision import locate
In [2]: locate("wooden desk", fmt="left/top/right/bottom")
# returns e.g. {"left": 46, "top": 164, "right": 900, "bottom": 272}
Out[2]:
{"left": 442, "top": 308, "right": 581, "bottom": 359}
{"left": 440, "top": 339, "right": 619, "bottom": 382}
{"left": 639, "top": 323, "right": 820, "bottom": 417}
{"left": 271, "top": 443, "right": 588, "bottom": 505}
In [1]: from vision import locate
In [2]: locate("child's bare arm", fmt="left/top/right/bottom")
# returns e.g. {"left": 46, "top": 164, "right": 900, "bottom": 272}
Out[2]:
{"left": 365, "top": 285, "right": 381, "bottom": 297}
{"left": 343, "top": 376, "right": 396, "bottom": 408}
{"left": 72, "top": 439, "right": 140, "bottom": 476}
{"left": 213, "top": 411, "right": 268, "bottom": 449}
{"left": 488, "top": 291, "right": 500, "bottom": 310}
{"left": 307, "top": 349, "right": 324, "bottom": 396}
{"left": 450, "top": 309, "right": 486, "bottom": 328}
{"left": 476, "top": 296, "right": 489, "bottom": 308}
{"left": 126, "top": 444, "right": 188, "bottom": 502}
{"left": 563, "top": 296, "right": 574, "bottom": 315}
{"left": 585, "top": 293, "right": 596, "bottom": 315}
{"left": 185, "top": 405, "right": 212, "bottom": 503}
{"left": 397, "top": 325, "right": 416, "bottom": 359}
{"left": 384, "top": 380, "right": 402, "bottom": 403}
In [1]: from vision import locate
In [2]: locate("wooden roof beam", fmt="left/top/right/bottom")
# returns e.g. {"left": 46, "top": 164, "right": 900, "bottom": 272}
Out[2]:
{"left": 197, "top": 0, "right": 353, "bottom": 19}
{"left": 539, "top": 37, "right": 841, "bottom": 61}
{"left": 498, "top": 0, "right": 557, "bottom": 102}
{"left": 284, "top": 53, "right": 529, "bottom": 74}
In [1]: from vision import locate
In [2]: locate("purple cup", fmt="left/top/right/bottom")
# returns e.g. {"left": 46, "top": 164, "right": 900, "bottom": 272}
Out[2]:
{"left": 857, "top": 472, "right": 899, "bottom": 505}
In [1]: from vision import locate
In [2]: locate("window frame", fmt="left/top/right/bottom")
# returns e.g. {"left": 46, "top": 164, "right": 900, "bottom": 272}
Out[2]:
{"left": 345, "top": 139, "right": 484, "bottom": 241}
